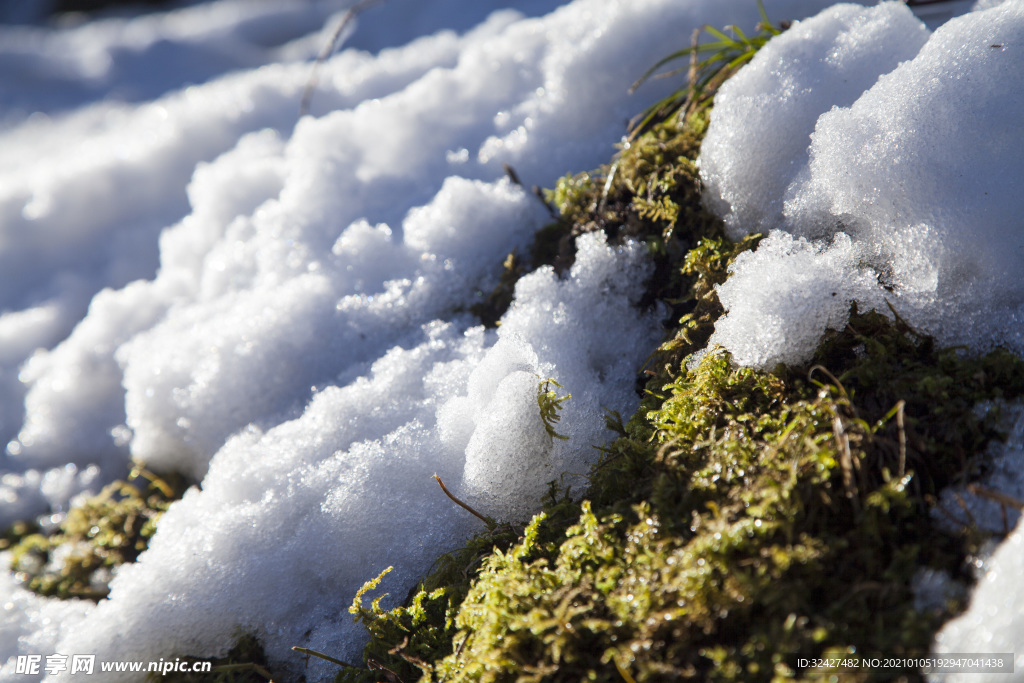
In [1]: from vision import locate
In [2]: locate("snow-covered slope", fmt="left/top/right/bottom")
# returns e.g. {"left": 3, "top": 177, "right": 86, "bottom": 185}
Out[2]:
{"left": 1, "top": 0, "right": 1021, "bottom": 680}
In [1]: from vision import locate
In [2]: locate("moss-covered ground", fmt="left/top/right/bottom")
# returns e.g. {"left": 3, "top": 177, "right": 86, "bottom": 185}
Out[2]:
{"left": 330, "top": 86, "right": 1024, "bottom": 683}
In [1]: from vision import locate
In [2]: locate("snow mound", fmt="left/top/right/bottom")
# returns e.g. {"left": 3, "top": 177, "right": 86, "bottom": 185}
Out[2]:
{"left": 700, "top": 2, "right": 929, "bottom": 238}
{"left": 700, "top": 0, "right": 1024, "bottom": 370}
{"left": 710, "top": 231, "right": 883, "bottom": 369}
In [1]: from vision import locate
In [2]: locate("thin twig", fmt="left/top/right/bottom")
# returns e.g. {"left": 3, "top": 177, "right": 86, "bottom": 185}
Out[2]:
{"left": 597, "top": 160, "right": 618, "bottom": 215}
{"left": 292, "top": 646, "right": 356, "bottom": 669}
{"left": 683, "top": 27, "right": 701, "bottom": 117}
{"left": 389, "top": 636, "right": 431, "bottom": 672}
{"left": 952, "top": 490, "right": 977, "bottom": 528}
{"left": 614, "top": 655, "right": 639, "bottom": 683}
{"left": 502, "top": 163, "right": 522, "bottom": 186}
{"left": 833, "top": 414, "right": 859, "bottom": 512}
{"left": 367, "top": 655, "right": 403, "bottom": 683}
{"left": 434, "top": 474, "right": 492, "bottom": 526}
{"left": 928, "top": 494, "right": 970, "bottom": 530}
{"left": 896, "top": 399, "right": 907, "bottom": 478}
{"left": 532, "top": 185, "right": 557, "bottom": 218}
{"left": 808, "top": 364, "right": 849, "bottom": 399}
{"left": 966, "top": 484, "right": 1024, "bottom": 511}
{"left": 300, "top": 0, "right": 386, "bottom": 117}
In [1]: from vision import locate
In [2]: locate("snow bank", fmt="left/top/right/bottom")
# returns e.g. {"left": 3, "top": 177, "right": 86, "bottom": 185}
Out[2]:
{"left": 1, "top": 0, "right": 858, "bottom": 679}
{"left": 700, "top": 0, "right": 1024, "bottom": 370}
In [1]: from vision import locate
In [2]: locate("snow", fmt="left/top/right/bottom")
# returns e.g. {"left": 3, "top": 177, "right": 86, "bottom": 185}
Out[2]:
{"left": 931, "top": 402, "right": 1024, "bottom": 680}
{"left": 701, "top": 0, "right": 1024, "bottom": 371}
{"left": 934, "top": 527, "right": 1024, "bottom": 679}
{"left": 1, "top": 0, "right": 1022, "bottom": 678}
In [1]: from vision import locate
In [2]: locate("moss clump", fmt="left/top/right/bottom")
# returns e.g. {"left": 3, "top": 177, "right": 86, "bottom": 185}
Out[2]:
{"left": 343, "top": 311, "right": 1024, "bottom": 682}
{"left": 333, "top": 118, "right": 1024, "bottom": 678}
{"left": 0, "top": 519, "right": 41, "bottom": 552}
{"left": 340, "top": 566, "right": 461, "bottom": 680}
{"left": 9, "top": 466, "right": 190, "bottom": 601}
{"left": 541, "top": 110, "right": 720, "bottom": 275}
{"left": 337, "top": 484, "right": 586, "bottom": 683}
{"left": 537, "top": 378, "right": 572, "bottom": 442}
{"left": 428, "top": 321, "right": 1024, "bottom": 681}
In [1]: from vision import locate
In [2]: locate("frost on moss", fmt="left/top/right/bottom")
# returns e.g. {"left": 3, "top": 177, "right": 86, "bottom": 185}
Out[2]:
{"left": 8, "top": 466, "right": 189, "bottom": 601}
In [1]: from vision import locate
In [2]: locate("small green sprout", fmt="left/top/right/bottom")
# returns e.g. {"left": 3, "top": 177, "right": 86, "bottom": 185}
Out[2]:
{"left": 629, "top": 0, "right": 785, "bottom": 134}
{"left": 538, "top": 377, "right": 572, "bottom": 441}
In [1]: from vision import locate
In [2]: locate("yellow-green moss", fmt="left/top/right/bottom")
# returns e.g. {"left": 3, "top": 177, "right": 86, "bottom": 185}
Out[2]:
{"left": 467, "top": 108, "right": 721, "bottom": 334}
{"left": 8, "top": 467, "right": 189, "bottom": 601}
{"left": 342, "top": 312, "right": 1024, "bottom": 682}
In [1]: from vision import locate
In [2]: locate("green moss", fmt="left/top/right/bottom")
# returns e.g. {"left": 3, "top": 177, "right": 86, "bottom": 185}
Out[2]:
{"left": 335, "top": 486, "right": 585, "bottom": 683}
{"left": 0, "top": 519, "right": 41, "bottom": 552}
{"left": 537, "top": 378, "right": 572, "bottom": 442}
{"left": 341, "top": 311, "right": 1024, "bottom": 681}
{"left": 336, "top": 566, "right": 462, "bottom": 681}
{"left": 420, "top": 322, "right": 1024, "bottom": 682}
{"left": 8, "top": 466, "right": 190, "bottom": 601}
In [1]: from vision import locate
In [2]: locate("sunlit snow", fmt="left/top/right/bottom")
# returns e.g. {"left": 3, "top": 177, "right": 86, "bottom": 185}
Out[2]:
{"left": 0, "top": 0, "right": 1021, "bottom": 680}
